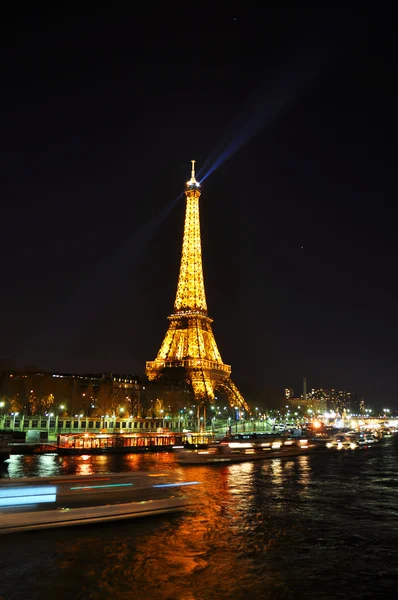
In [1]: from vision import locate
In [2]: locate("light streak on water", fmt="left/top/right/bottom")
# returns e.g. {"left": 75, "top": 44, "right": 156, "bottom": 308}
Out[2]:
{"left": 153, "top": 481, "right": 201, "bottom": 488}
{"left": 70, "top": 483, "right": 133, "bottom": 490}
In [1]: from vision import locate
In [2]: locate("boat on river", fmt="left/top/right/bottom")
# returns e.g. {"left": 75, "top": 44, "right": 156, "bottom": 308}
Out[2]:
{"left": 57, "top": 431, "right": 213, "bottom": 455}
{"left": 174, "top": 433, "right": 319, "bottom": 464}
{"left": 0, "top": 472, "right": 199, "bottom": 535}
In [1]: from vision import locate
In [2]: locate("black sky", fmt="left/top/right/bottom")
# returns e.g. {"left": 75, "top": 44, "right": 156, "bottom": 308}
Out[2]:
{"left": 1, "top": 7, "right": 396, "bottom": 408}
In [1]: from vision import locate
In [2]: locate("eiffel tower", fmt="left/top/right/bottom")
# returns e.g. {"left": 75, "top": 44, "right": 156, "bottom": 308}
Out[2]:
{"left": 146, "top": 161, "right": 249, "bottom": 413}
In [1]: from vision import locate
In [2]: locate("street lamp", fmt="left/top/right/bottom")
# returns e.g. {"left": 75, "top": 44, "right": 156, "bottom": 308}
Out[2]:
{"left": 56, "top": 405, "right": 65, "bottom": 432}
{"left": 0, "top": 401, "right": 5, "bottom": 426}
{"left": 48, "top": 412, "right": 54, "bottom": 437}
{"left": 11, "top": 412, "right": 19, "bottom": 431}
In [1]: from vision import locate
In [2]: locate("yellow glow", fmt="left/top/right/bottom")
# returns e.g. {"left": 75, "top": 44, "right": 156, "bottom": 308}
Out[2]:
{"left": 312, "top": 420, "right": 322, "bottom": 429}
{"left": 174, "top": 187, "right": 207, "bottom": 313}
{"left": 145, "top": 165, "right": 249, "bottom": 411}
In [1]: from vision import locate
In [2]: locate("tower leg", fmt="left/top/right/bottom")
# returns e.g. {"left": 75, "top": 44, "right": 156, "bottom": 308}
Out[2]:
{"left": 216, "top": 378, "right": 250, "bottom": 413}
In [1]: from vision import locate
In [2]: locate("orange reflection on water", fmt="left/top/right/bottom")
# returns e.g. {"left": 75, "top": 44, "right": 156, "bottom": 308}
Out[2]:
{"left": 75, "top": 456, "right": 94, "bottom": 477}
{"left": 124, "top": 466, "right": 256, "bottom": 600}
{"left": 296, "top": 455, "right": 311, "bottom": 485}
{"left": 47, "top": 456, "right": 295, "bottom": 599}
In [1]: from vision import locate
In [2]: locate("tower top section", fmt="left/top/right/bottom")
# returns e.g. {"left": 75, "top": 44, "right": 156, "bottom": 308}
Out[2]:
{"left": 185, "top": 159, "right": 201, "bottom": 191}
{"left": 174, "top": 160, "right": 207, "bottom": 314}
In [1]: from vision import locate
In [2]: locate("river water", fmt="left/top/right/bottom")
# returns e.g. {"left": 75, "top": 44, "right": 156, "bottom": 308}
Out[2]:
{"left": 1, "top": 439, "right": 398, "bottom": 600}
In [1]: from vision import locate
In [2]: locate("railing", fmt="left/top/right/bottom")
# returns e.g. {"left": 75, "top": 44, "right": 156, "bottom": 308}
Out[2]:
{"left": 146, "top": 358, "right": 231, "bottom": 373}
{"left": 0, "top": 415, "right": 274, "bottom": 438}
{"left": 0, "top": 415, "right": 192, "bottom": 434}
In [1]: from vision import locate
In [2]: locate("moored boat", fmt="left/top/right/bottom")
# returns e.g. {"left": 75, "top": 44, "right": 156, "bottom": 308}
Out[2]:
{"left": 57, "top": 431, "right": 213, "bottom": 455}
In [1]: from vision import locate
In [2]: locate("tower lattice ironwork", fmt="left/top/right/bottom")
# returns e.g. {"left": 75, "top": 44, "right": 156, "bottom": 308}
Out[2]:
{"left": 146, "top": 161, "right": 248, "bottom": 411}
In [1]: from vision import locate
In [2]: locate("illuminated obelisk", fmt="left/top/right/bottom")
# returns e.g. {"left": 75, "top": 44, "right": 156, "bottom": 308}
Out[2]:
{"left": 146, "top": 161, "right": 248, "bottom": 412}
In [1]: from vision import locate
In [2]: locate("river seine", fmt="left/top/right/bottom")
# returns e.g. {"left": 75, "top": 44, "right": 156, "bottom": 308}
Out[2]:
{"left": 1, "top": 439, "right": 398, "bottom": 600}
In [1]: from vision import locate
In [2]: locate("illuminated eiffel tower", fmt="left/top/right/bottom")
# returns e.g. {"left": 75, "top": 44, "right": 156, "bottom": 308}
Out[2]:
{"left": 146, "top": 161, "right": 249, "bottom": 413}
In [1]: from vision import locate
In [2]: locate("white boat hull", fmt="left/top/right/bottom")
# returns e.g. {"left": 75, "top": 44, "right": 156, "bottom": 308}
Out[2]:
{"left": 175, "top": 444, "right": 316, "bottom": 464}
{"left": 0, "top": 497, "right": 192, "bottom": 535}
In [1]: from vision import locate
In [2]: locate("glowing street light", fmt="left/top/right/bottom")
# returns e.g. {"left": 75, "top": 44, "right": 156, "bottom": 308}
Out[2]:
{"left": 12, "top": 412, "right": 19, "bottom": 431}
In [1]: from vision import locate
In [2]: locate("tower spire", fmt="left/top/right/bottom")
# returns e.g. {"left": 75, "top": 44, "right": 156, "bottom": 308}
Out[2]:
{"left": 186, "top": 159, "right": 199, "bottom": 188}
{"left": 177, "top": 160, "right": 206, "bottom": 313}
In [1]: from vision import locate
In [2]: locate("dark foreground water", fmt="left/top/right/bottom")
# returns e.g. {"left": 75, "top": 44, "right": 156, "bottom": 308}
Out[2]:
{"left": 1, "top": 440, "right": 398, "bottom": 600}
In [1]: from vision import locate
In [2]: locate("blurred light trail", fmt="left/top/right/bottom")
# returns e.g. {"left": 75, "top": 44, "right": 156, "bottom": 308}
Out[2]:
{"left": 0, "top": 485, "right": 57, "bottom": 507}
{"left": 153, "top": 481, "right": 201, "bottom": 488}
{"left": 70, "top": 483, "right": 134, "bottom": 490}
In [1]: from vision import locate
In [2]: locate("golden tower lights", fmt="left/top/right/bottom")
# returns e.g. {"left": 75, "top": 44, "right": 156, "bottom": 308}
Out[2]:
{"left": 146, "top": 162, "right": 248, "bottom": 421}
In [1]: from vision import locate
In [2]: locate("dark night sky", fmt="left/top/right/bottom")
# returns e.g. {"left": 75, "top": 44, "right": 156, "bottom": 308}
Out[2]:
{"left": 1, "top": 7, "right": 396, "bottom": 408}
